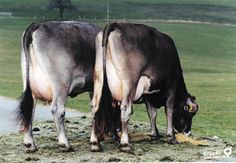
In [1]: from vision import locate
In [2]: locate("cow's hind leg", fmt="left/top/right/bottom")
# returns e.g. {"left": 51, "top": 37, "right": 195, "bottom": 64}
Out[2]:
{"left": 120, "top": 82, "right": 134, "bottom": 153}
{"left": 18, "top": 87, "right": 37, "bottom": 153}
{"left": 51, "top": 87, "right": 73, "bottom": 152}
{"left": 91, "top": 31, "right": 104, "bottom": 117}
{"left": 90, "top": 31, "right": 103, "bottom": 152}
{"left": 23, "top": 101, "right": 37, "bottom": 153}
{"left": 90, "top": 118, "right": 102, "bottom": 152}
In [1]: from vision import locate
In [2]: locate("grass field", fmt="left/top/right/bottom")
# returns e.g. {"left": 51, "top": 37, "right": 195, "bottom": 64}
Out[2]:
{"left": 0, "top": 1, "right": 235, "bottom": 142}
{"left": 0, "top": 0, "right": 236, "bottom": 23}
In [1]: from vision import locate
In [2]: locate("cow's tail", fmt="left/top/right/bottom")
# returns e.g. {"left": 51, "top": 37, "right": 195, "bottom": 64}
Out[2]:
{"left": 15, "top": 22, "right": 41, "bottom": 131}
{"left": 94, "top": 22, "right": 121, "bottom": 138}
{"left": 102, "top": 22, "right": 117, "bottom": 71}
{"left": 94, "top": 78, "right": 120, "bottom": 138}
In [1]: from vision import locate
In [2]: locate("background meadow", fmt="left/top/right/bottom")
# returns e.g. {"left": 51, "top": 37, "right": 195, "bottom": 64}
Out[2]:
{"left": 0, "top": 0, "right": 235, "bottom": 142}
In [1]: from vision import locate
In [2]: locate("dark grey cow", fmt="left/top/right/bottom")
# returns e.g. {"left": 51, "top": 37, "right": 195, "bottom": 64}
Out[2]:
{"left": 91, "top": 22, "right": 198, "bottom": 152}
{"left": 16, "top": 21, "right": 100, "bottom": 152}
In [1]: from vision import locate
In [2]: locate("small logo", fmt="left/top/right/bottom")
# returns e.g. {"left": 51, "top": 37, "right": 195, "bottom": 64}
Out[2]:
{"left": 224, "top": 146, "right": 232, "bottom": 157}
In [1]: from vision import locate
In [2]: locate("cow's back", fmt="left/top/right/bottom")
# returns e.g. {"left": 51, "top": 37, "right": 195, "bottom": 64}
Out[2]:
{"left": 110, "top": 23, "right": 182, "bottom": 80}
{"left": 33, "top": 21, "right": 99, "bottom": 70}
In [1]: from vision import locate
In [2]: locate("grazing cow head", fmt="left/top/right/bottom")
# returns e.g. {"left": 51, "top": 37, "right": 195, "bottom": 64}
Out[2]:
{"left": 173, "top": 94, "right": 199, "bottom": 136}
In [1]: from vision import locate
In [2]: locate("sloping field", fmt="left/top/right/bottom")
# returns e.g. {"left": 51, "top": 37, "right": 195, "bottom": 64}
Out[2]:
{"left": 0, "top": 0, "right": 236, "bottom": 24}
{"left": 0, "top": 1, "right": 235, "bottom": 161}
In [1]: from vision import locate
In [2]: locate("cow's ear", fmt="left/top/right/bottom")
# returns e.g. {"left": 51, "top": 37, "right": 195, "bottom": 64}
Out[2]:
{"left": 192, "top": 96, "right": 196, "bottom": 100}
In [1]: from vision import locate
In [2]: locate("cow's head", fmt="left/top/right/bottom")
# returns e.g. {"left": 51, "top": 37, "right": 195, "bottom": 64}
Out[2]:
{"left": 173, "top": 94, "right": 199, "bottom": 136}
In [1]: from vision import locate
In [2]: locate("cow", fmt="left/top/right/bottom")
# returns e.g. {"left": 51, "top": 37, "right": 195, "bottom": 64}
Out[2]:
{"left": 90, "top": 22, "right": 199, "bottom": 152}
{"left": 15, "top": 21, "right": 103, "bottom": 152}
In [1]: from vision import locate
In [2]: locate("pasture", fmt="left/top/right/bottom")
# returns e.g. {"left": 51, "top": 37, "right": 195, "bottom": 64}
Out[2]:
{"left": 0, "top": 0, "right": 235, "bottom": 161}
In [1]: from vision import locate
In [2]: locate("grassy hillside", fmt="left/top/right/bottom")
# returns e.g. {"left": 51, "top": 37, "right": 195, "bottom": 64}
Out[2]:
{"left": 0, "top": 0, "right": 236, "bottom": 24}
{"left": 0, "top": 1, "right": 235, "bottom": 142}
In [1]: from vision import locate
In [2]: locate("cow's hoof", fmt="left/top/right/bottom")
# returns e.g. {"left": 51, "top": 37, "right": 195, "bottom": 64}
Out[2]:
{"left": 157, "top": 133, "right": 164, "bottom": 138}
{"left": 62, "top": 146, "right": 74, "bottom": 152}
{"left": 149, "top": 135, "right": 160, "bottom": 140}
{"left": 91, "top": 144, "right": 102, "bottom": 152}
{"left": 120, "top": 144, "right": 134, "bottom": 153}
{"left": 90, "top": 142, "right": 102, "bottom": 152}
{"left": 58, "top": 143, "right": 74, "bottom": 152}
{"left": 112, "top": 133, "right": 120, "bottom": 142}
{"left": 167, "top": 137, "right": 179, "bottom": 144}
{"left": 149, "top": 133, "right": 163, "bottom": 140}
{"left": 24, "top": 143, "right": 38, "bottom": 153}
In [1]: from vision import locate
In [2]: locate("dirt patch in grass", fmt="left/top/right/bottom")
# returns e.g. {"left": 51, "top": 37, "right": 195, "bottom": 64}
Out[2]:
{"left": 0, "top": 115, "right": 235, "bottom": 162}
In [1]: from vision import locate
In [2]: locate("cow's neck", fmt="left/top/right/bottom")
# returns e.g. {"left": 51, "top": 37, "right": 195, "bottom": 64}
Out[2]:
{"left": 175, "top": 75, "right": 188, "bottom": 102}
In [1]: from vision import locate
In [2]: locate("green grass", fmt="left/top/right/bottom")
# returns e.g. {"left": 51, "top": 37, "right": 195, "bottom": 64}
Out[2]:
{"left": 0, "top": 1, "right": 236, "bottom": 143}
{"left": 0, "top": 0, "right": 236, "bottom": 24}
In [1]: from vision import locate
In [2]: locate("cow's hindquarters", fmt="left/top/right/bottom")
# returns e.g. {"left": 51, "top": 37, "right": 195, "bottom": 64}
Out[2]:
{"left": 106, "top": 30, "right": 145, "bottom": 152}
{"left": 29, "top": 44, "right": 53, "bottom": 101}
